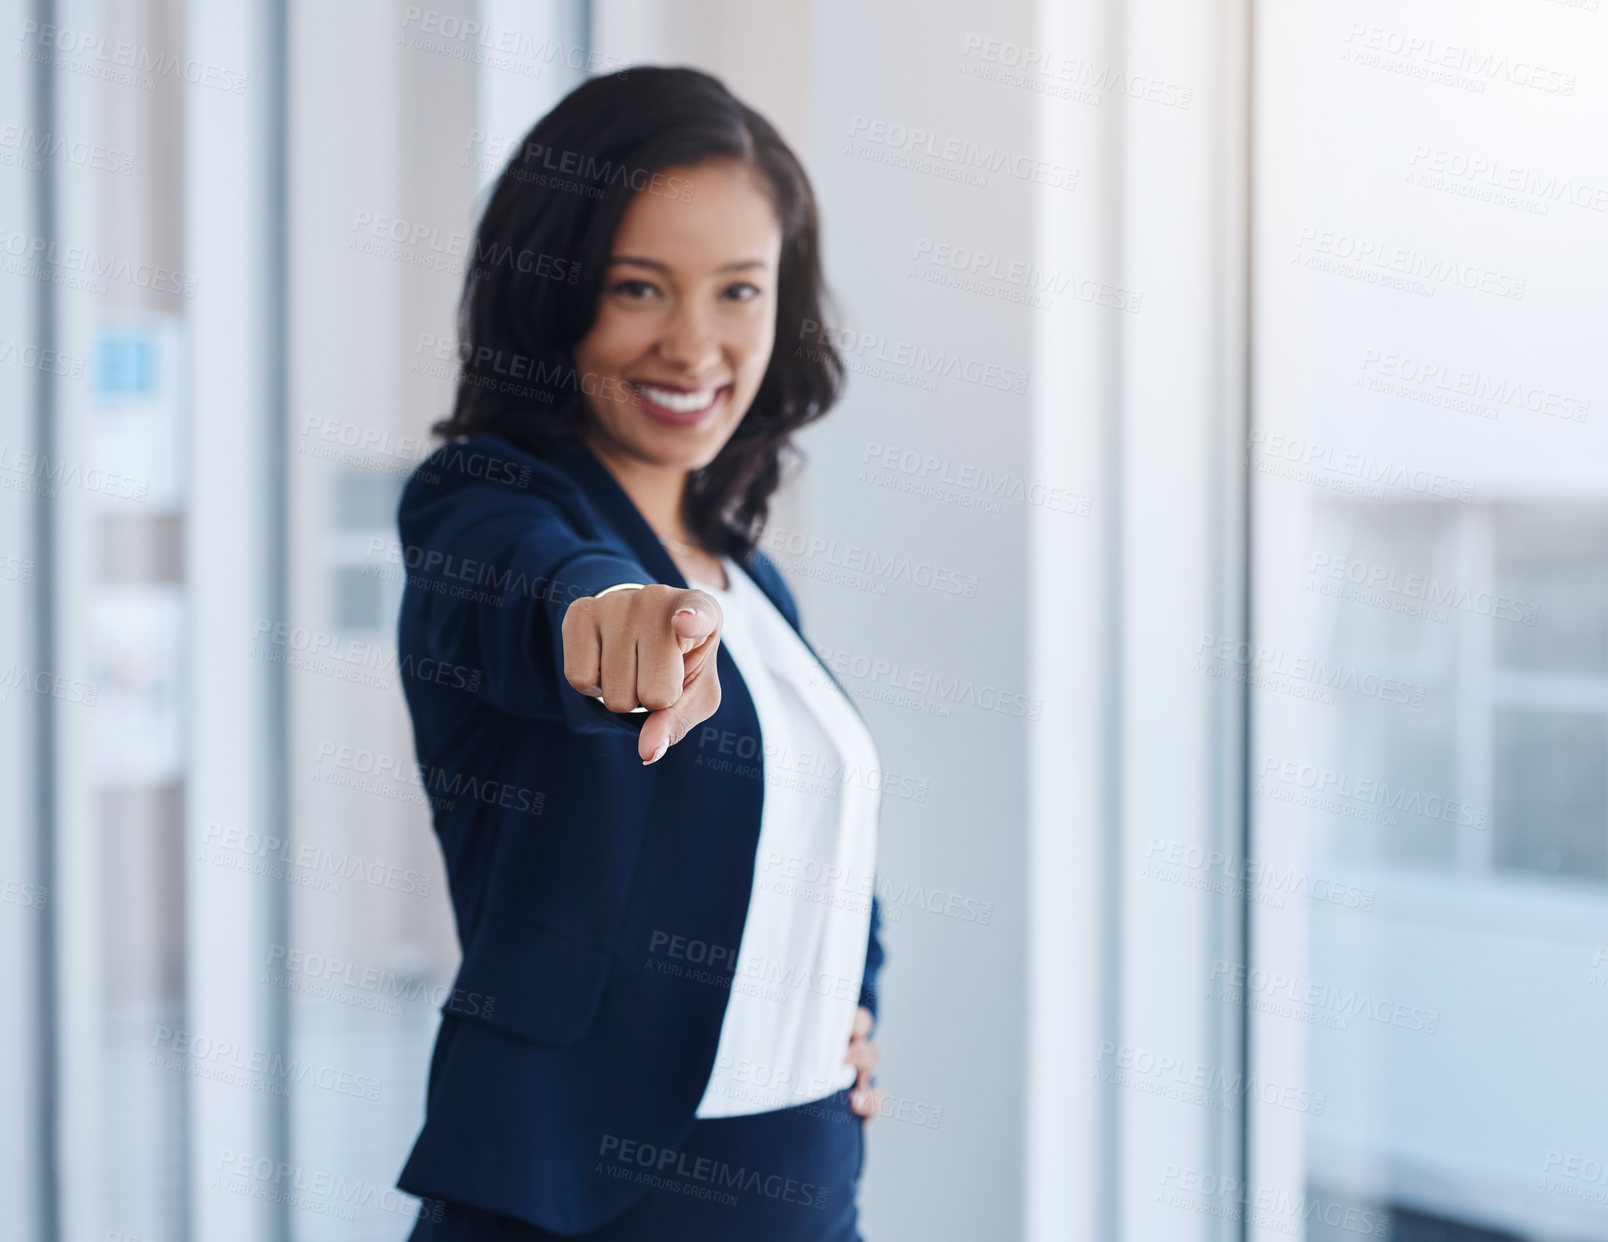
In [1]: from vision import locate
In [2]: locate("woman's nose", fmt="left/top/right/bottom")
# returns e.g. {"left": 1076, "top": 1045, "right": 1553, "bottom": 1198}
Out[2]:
{"left": 656, "top": 304, "right": 722, "bottom": 373}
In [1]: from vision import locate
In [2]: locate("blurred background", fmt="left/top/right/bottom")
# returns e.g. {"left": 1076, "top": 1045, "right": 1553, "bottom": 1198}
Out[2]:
{"left": 1, "top": 1, "right": 1605, "bottom": 1239}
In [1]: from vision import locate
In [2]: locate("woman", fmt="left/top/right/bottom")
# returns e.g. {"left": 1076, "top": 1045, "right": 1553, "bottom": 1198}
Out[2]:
{"left": 393, "top": 67, "right": 889, "bottom": 1240}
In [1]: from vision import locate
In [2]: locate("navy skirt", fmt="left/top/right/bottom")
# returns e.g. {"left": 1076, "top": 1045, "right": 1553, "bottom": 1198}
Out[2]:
{"left": 407, "top": 1085, "right": 867, "bottom": 1241}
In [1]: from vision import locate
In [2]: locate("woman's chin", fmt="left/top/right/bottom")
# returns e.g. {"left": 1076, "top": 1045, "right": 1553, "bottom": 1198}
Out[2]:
{"left": 638, "top": 419, "right": 741, "bottom": 469}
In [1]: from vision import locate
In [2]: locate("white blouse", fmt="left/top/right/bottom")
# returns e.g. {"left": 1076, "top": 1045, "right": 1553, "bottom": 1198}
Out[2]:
{"left": 685, "top": 555, "right": 883, "bottom": 1118}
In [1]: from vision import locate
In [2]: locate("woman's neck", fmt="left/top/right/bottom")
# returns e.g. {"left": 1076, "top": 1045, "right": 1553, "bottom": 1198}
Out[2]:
{"left": 583, "top": 430, "right": 693, "bottom": 545}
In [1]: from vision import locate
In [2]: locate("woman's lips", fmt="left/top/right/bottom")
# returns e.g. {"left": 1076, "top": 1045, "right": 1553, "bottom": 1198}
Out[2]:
{"left": 629, "top": 381, "right": 730, "bottom": 427}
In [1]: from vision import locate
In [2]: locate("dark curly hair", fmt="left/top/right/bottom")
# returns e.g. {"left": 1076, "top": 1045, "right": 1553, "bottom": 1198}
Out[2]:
{"left": 431, "top": 65, "right": 846, "bottom": 560}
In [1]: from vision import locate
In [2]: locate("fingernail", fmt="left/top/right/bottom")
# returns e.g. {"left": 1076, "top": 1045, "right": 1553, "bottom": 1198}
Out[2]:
{"left": 643, "top": 738, "right": 669, "bottom": 766}
{"left": 673, "top": 607, "right": 697, "bottom": 618}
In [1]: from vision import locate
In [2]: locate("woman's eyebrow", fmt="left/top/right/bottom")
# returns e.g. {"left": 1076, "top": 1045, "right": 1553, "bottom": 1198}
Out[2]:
{"left": 608, "top": 255, "right": 770, "bottom": 273}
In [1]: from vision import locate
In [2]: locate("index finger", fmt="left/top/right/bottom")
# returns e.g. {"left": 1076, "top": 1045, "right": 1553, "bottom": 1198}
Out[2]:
{"left": 635, "top": 590, "right": 721, "bottom": 709}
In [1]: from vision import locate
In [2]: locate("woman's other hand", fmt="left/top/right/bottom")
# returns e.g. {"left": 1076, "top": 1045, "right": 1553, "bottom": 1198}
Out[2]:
{"left": 562, "top": 583, "right": 724, "bottom": 765}
{"left": 845, "top": 1006, "right": 884, "bottom": 1123}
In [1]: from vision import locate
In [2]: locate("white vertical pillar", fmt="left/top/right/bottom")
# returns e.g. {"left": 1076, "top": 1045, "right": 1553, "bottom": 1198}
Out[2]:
{"left": 50, "top": 0, "right": 109, "bottom": 1233}
{"left": 1115, "top": 1, "right": 1249, "bottom": 1237}
{"left": 1022, "top": 0, "right": 1122, "bottom": 1234}
{"left": 1026, "top": 0, "right": 1251, "bottom": 1237}
{"left": 0, "top": 0, "right": 46, "bottom": 1233}
{"left": 184, "top": 1, "right": 277, "bottom": 1237}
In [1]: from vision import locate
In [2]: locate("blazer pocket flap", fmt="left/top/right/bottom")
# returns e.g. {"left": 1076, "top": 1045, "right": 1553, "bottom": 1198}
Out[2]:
{"left": 444, "top": 915, "right": 613, "bottom": 1046}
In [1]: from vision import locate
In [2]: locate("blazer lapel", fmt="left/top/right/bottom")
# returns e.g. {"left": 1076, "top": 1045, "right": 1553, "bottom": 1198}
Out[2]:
{"left": 550, "top": 436, "right": 691, "bottom": 592}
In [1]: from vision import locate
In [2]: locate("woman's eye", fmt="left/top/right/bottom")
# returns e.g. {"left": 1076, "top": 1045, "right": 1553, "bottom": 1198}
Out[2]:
{"left": 722, "top": 282, "right": 762, "bottom": 301}
{"left": 611, "top": 279, "right": 659, "bottom": 299}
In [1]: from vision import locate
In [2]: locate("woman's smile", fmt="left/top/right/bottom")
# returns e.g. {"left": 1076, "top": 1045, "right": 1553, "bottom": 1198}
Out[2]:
{"left": 629, "top": 380, "right": 733, "bottom": 427}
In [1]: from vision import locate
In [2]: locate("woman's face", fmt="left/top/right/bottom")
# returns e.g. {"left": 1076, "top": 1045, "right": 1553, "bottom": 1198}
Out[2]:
{"left": 573, "top": 159, "right": 784, "bottom": 474}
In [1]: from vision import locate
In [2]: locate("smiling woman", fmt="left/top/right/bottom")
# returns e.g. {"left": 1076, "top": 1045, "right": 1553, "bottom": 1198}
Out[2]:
{"left": 393, "top": 67, "right": 888, "bottom": 1242}
{"left": 432, "top": 67, "right": 844, "bottom": 563}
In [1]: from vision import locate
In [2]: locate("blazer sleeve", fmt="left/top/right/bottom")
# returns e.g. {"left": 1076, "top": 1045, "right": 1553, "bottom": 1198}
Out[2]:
{"left": 859, "top": 893, "right": 885, "bottom": 1026}
{"left": 396, "top": 442, "right": 654, "bottom": 738}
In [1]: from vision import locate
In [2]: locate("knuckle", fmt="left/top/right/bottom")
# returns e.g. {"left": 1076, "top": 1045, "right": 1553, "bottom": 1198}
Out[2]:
{"left": 639, "top": 684, "right": 677, "bottom": 711}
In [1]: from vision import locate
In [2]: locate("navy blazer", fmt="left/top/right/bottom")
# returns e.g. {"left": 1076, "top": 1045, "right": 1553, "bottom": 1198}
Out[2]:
{"left": 392, "top": 432, "right": 886, "bottom": 1233}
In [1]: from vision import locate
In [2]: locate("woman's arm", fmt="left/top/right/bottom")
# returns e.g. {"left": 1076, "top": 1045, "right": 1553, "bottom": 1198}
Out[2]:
{"left": 396, "top": 440, "right": 654, "bottom": 737}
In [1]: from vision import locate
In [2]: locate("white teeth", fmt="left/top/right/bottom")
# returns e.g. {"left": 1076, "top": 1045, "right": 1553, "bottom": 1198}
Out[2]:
{"left": 634, "top": 383, "right": 721, "bottom": 414}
